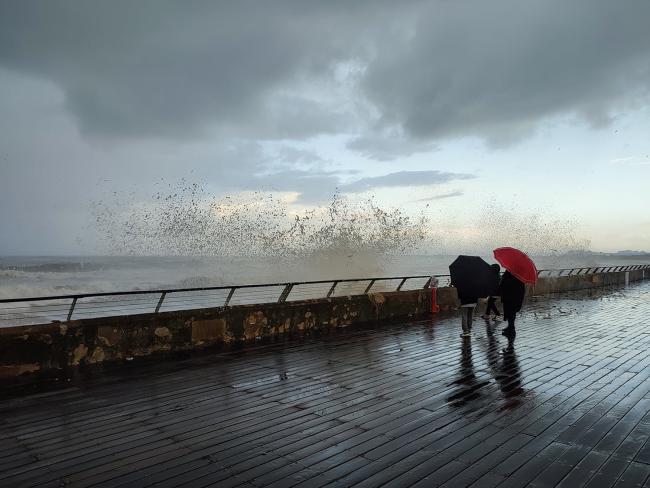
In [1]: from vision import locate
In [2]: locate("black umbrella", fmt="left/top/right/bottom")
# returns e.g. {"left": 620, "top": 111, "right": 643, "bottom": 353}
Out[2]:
{"left": 449, "top": 255, "right": 500, "bottom": 304}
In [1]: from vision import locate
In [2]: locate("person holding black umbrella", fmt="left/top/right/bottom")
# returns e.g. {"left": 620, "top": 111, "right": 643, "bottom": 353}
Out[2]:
{"left": 449, "top": 256, "right": 500, "bottom": 338}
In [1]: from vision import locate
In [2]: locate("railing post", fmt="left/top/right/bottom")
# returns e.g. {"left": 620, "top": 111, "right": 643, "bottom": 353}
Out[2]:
{"left": 396, "top": 277, "right": 407, "bottom": 291}
{"left": 278, "top": 283, "right": 294, "bottom": 303}
{"left": 224, "top": 287, "right": 236, "bottom": 307}
{"left": 154, "top": 292, "right": 166, "bottom": 313}
{"left": 326, "top": 281, "right": 338, "bottom": 298}
{"left": 364, "top": 279, "right": 376, "bottom": 294}
{"left": 66, "top": 297, "right": 77, "bottom": 321}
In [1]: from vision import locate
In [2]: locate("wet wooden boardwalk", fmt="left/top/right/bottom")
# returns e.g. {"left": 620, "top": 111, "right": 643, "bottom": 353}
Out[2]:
{"left": 2, "top": 282, "right": 650, "bottom": 488}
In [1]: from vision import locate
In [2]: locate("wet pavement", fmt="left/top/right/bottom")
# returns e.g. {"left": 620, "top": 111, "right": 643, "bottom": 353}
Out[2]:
{"left": 1, "top": 281, "right": 650, "bottom": 487}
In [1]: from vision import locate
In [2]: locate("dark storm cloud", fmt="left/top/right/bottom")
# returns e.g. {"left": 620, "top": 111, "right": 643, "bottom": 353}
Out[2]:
{"left": 415, "top": 190, "right": 464, "bottom": 202}
{"left": 249, "top": 167, "right": 474, "bottom": 203}
{"left": 362, "top": 0, "right": 650, "bottom": 146}
{"left": 346, "top": 134, "right": 437, "bottom": 161}
{"left": 341, "top": 171, "right": 474, "bottom": 193}
{"left": 0, "top": 0, "right": 385, "bottom": 139}
{"left": 2, "top": 1, "right": 649, "bottom": 148}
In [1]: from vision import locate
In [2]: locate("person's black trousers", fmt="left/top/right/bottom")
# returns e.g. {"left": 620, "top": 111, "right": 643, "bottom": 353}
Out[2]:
{"left": 485, "top": 296, "right": 500, "bottom": 316}
{"left": 503, "top": 303, "right": 518, "bottom": 330}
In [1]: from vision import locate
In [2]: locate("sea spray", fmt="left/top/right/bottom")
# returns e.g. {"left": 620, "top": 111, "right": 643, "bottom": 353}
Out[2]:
{"left": 92, "top": 181, "right": 431, "bottom": 279}
{"left": 433, "top": 200, "right": 592, "bottom": 264}
{"left": 92, "top": 181, "right": 594, "bottom": 273}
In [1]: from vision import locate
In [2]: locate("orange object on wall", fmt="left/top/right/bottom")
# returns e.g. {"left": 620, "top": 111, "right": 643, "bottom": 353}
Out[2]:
{"left": 431, "top": 288, "right": 440, "bottom": 313}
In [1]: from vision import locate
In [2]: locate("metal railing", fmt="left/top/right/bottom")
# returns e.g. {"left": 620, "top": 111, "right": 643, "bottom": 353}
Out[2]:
{"left": 536, "top": 264, "right": 650, "bottom": 278}
{"left": 0, "top": 274, "right": 446, "bottom": 328}
{"left": 0, "top": 264, "right": 648, "bottom": 328}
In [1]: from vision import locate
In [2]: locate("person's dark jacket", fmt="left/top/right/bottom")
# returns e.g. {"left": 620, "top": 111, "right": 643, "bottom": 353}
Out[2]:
{"left": 488, "top": 264, "right": 501, "bottom": 296}
{"left": 498, "top": 270, "right": 525, "bottom": 316}
{"left": 458, "top": 294, "right": 478, "bottom": 306}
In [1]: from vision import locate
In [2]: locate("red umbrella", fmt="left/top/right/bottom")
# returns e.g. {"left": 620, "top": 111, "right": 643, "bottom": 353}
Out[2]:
{"left": 493, "top": 247, "right": 538, "bottom": 284}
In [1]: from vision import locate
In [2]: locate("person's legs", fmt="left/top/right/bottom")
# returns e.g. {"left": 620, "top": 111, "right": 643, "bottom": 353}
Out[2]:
{"left": 467, "top": 306, "right": 474, "bottom": 331}
{"left": 502, "top": 310, "right": 516, "bottom": 335}
{"left": 488, "top": 297, "right": 501, "bottom": 316}
{"left": 460, "top": 305, "right": 473, "bottom": 336}
{"left": 482, "top": 299, "right": 491, "bottom": 318}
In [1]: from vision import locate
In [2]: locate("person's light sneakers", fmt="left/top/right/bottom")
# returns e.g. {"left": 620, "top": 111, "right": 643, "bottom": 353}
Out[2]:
{"left": 460, "top": 332, "right": 472, "bottom": 338}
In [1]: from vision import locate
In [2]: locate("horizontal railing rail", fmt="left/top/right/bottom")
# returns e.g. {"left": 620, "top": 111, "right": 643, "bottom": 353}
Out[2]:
{"left": 0, "top": 264, "right": 648, "bottom": 328}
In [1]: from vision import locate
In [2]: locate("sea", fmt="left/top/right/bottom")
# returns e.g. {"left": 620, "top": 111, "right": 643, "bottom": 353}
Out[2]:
{"left": 2, "top": 254, "right": 649, "bottom": 300}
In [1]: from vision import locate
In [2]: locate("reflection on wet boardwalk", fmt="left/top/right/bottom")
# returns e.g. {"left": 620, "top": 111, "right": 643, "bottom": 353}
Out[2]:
{"left": 2, "top": 282, "right": 650, "bottom": 487}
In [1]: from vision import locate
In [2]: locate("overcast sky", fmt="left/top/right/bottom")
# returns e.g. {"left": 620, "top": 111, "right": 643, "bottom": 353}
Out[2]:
{"left": 1, "top": 0, "right": 650, "bottom": 254}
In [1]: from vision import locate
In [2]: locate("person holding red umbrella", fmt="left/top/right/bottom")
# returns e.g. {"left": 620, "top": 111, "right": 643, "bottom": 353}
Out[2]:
{"left": 498, "top": 270, "right": 526, "bottom": 336}
{"left": 493, "top": 247, "right": 538, "bottom": 336}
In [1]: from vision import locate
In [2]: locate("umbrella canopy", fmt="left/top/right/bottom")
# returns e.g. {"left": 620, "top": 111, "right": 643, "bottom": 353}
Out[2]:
{"left": 449, "top": 255, "right": 500, "bottom": 302}
{"left": 493, "top": 247, "right": 538, "bottom": 284}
